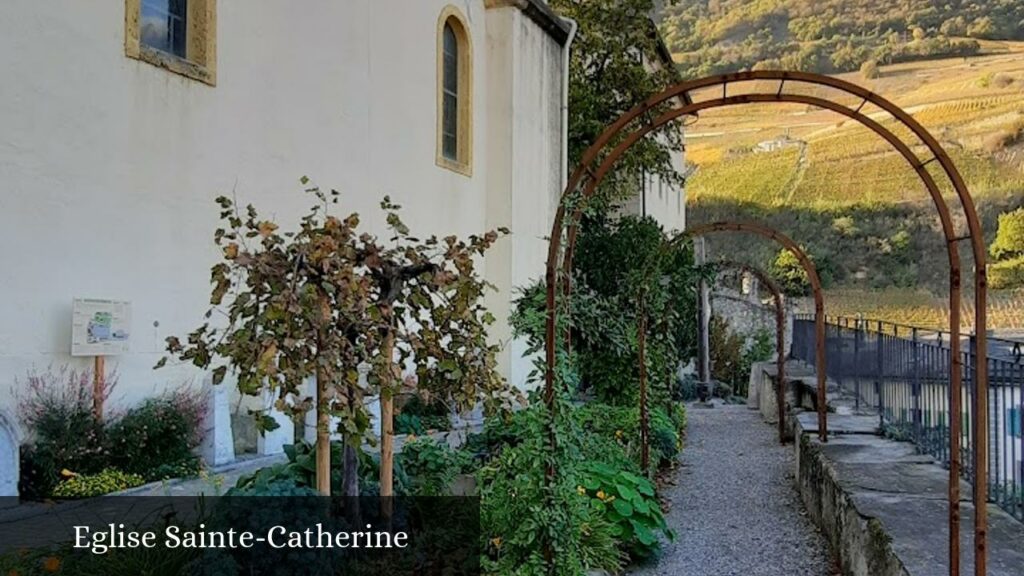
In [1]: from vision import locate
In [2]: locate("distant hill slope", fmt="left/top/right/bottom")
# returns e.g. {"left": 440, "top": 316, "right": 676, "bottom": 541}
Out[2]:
{"left": 657, "top": 0, "right": 1024, "bottom": 78}
{"left": 683, "top": 49, "right": 1024, "bottom": 296}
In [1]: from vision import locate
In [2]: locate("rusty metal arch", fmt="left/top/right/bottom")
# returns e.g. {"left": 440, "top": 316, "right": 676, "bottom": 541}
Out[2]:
{"left": 545, "top": 71, "right": 989, "bottom": 575}
{"left": 685, "top": 223, "right": 825, "bottom": 440}
{"left": 635, "top": 250, "right": 789, "bottom": 474}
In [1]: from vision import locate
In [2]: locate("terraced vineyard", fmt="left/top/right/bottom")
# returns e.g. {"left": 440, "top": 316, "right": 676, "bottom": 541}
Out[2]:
{"left": 685, "top": 47, "right": 1024, "bottom": 324}
{"left": 809, "top": 288, "right": 1024, "bottom": 330}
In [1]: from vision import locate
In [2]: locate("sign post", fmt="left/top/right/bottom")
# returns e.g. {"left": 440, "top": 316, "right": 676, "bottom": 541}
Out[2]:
{"left": 71, "top": 298, "right": 132, "bottom": 421}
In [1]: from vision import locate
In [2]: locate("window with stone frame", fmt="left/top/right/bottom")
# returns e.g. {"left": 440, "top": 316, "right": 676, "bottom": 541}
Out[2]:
{"left": 435, "top": 7, "right": 472, "bottom": 176}
{"left": 125, "top": 0, "right": 217, "bottom": 86}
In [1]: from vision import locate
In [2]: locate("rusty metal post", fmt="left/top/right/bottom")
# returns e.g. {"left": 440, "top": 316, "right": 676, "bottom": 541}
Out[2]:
{"left": 638, "top": 297, "right": 650, "bottom": 472}
{"left": 773, "top": 285, "right": 786, "bottom": 443}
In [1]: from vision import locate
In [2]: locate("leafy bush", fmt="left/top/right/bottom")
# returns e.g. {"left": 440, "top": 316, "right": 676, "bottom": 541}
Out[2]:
{"left": 990, "top": 257, "right": 1024, "bottom": 290}
{"left": 394, "top": 395, "right": 451, "bottom": 435}
{"left": 577, "top": 461, "right": 673, "bottom": 559}
{"left": 105, "top": 389, "right": 206, "bottom": 481}
{"left": 52, "top": 468, "right": 145, "bottom": 499}
{"left": 230, "top": 441, "right": 408, "bottom": 496}
{"left": 478, "top": 438, "right": 623, "bottom": 576}
{"left": 990, "top": 208, "right": 1024, "bottom": 261}
{"left": 770, "top": 249, "right": 811, "bottom": 296}
{"left": 16, "top": 367, "right": 110, "bottom": 499}
{"left": 398, "top": 437, "right": 470, "bottom": 496}
{"left": 710, "top": 318, "right": 775, "bottom": 398}
{"left": 576, "top": 403, "right": 681, "bottom": 472}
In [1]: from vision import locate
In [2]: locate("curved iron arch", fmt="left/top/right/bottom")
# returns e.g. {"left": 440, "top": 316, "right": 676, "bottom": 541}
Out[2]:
{"left": 544, "top": 71, "right": 988, "bottom": 575}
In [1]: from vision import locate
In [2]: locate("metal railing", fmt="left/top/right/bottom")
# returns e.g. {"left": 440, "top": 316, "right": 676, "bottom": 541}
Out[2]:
{"left": 792, "top": 314, "right": 1024, "bottom": 522}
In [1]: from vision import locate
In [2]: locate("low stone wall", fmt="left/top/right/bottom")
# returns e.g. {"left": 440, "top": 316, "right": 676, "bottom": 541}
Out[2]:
{"left": 793, "top": 412, "right": 1024, "bottom": 576}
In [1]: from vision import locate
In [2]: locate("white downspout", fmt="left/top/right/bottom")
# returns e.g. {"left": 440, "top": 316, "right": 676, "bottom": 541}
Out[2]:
{"left": 560, "top": 17, "right": 578, "bottom": 189}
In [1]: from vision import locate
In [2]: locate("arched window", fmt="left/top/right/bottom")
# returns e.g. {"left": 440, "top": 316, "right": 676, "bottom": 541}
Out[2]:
{"left": 436, "top": 7, "right": 472, "bottom": 175}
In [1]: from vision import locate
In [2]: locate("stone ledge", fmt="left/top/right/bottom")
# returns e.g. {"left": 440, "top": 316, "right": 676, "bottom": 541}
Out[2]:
{"left": 795, "top": 417, "right": 1024, "bottom": 575}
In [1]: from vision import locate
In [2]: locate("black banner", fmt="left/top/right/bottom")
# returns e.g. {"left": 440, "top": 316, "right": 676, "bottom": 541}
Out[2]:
{"left": 0, "top": 496, "right": 480, "bottom": 575}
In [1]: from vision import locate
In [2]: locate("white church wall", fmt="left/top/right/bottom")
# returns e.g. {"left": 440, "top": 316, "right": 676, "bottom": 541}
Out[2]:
{"left": 0, "top": 0, "right": 566, "bottom": 417}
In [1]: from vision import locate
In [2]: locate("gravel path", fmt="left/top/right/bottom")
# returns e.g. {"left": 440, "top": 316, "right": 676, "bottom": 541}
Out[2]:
{"left": 629, "top": 403, "right": 837, "bottom": 576}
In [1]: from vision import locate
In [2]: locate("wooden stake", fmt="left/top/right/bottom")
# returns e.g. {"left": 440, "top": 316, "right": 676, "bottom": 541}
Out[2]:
{"left": 380, "top": 327, "right": 396, "bottom": 514}
{"left": 93, "top": 356, "right": 105, "bottom": 421}
{"left": 316, "top": 367, "right": 331, "bottom": 495}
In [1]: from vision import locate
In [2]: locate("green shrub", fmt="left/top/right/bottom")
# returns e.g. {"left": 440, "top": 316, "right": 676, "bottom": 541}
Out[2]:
{"left": 394, "top": 395, "right": 451, "bottom": 435}
{"left": 230, "top": 441, "right": 407, "bottom": 496}
{"left": 52, "top": 468, "right": 145, "bottom": 499}
{"left": 398, "top": 437, "right": 471, "bottom": 496}
{"left": 16, "top": 367, "right": 109, "bottom": 498}
{"left": 990, "top": 257, "right": 1024, "bottom": 289}
{"left": 991, "top": 208, "right": 1024, "bottom": 261}
{"left": 105, "top": 389, "right": 206, "bottom": 481}
{"left": 478, "top": 440, "right": 623, "bottom": 576}
{"left": 576, "top": 403, "right": 681, "bottom": 472}
{"left": 577, "top": 461, "right": 673, "bottom": 559}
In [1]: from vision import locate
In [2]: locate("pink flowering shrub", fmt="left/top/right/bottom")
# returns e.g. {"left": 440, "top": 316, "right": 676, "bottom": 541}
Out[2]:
{"left": 16, "top": 366, "right": 115, "bottom": 498}
{"left": 104, "top": 388, "right": 207, "bottom": 481}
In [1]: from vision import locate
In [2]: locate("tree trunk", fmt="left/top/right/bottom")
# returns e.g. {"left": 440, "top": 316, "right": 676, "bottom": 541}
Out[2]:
{"left": 316, "top": 368, "right": 331, "bottom": 495}
{"left": 343, "top": 386, "right": 360, "bottom": 499}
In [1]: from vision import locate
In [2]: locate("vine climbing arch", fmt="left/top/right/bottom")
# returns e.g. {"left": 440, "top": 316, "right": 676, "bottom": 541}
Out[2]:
{"left": 544, "top": 71, "right": 989, "bottom": 576}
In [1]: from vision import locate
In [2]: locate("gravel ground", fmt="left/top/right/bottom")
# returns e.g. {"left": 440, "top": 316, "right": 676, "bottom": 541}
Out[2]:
{"left": 628, "top": 403, "right": 837, "bottom": 576}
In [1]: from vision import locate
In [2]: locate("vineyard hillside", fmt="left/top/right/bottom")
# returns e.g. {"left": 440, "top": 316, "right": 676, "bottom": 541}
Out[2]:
{"left": 679, "top": 47, "right": 1024, "bottom": 329}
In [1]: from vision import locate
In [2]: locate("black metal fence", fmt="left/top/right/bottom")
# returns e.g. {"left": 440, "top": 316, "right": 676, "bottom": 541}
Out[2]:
{"left": 792, "top": 314, "right": 1024, "bottom": 522}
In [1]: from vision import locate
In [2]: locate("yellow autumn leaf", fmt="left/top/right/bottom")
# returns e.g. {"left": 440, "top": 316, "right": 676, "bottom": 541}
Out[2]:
{"left": 257, "top": 221, "right": 278, "bottom": 237}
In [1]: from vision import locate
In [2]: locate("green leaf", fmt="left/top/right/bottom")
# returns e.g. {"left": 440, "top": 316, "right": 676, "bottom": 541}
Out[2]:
{"left": 616, "top": 483, "right": 639, "bottom": 502}
{"left": 612, "top": 498, "right": 634, "bottom": 517}
{"left": 635, "top": 479, "right": 655, "bottom": 497}
{"left": 212, "top": 365, "right": 227, "bottom": 385}
{"left": 630, "top": 520, "right": 656, "bottom": 546}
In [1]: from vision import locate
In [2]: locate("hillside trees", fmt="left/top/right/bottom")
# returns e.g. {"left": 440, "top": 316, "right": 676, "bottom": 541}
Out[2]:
{"left": 658, "top": 0, "right": 1016, "bottom": 77}
{"left": 552, "top": 0, "right": 685, "bottom": 205}
{"left": 989, "top": 208, "right": 1024, "bottom": 289}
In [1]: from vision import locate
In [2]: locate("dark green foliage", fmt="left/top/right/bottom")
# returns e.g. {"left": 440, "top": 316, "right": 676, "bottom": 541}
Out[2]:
{"left": 550, "top": 0, "right": 684, "bottom": 205}
{"left": 105, "top": 390, "right": 205, "bottom": 481}
{"left": 576, "top": 403, "right": 681, "bottom": 473}
{"left": 399, "top": 437, "right": 471, "bottom": 496}
{"left": 17, "top": 368, "right": 205, "bottom": 498}
{"left": 393, "top": 395, "right": 451, "bottom": 435}
{"left": 689, "top": 196, "right": 1024, "bottom": 294}
{"left": 658, "top": 0, "right": 1013, "bottom": 78}
{"left": 570, "top": 215, "right": 700, "bottom": 406}
{"left": 230, "top": 441, "right": 408, "bottom": 496}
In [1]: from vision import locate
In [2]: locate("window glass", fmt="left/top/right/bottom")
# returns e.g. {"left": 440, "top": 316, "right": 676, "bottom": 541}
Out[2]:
{"left": 442, "top": 23, "right": 459, "bottom": 161}
{"left": 141, "top": 0, "right": 187, "bottom": 58}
